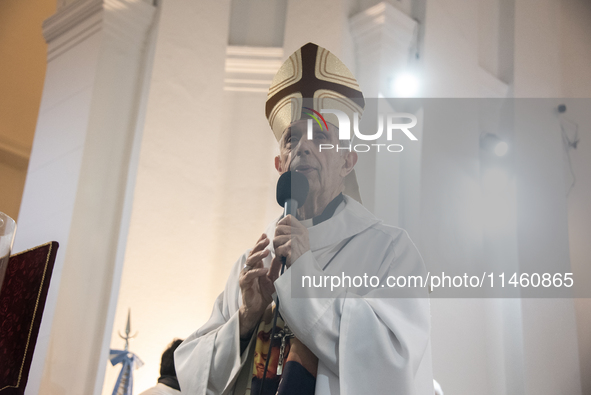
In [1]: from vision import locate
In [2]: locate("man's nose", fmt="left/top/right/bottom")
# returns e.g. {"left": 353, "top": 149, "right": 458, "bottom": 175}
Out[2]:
{"left": 295, "top": 138, "right": 313, "bottom": 156}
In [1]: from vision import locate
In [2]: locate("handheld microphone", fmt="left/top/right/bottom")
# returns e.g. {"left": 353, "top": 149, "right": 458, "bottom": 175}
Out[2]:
{"left": 258, "top": 171, "right": 309, "bottom": 395}
{"left": 276, "top": 171, "right": 309, "bottom": 217}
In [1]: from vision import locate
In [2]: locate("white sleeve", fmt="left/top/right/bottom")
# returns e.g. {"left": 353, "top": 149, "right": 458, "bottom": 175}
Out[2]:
{"left": 174, "top": 253, "right": 254, "bottom": 395}
{"left": 274, "top": 230, "right": 431, "bottom": 395}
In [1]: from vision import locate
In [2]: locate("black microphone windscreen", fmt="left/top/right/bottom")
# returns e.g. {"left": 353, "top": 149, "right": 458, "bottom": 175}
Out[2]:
{"left": 276, "top": 171, "right": 309, "bottom": 208}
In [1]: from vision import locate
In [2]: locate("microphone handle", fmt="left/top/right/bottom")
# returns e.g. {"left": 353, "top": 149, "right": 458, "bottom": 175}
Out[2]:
{"left": 280, "top": 198, "right": 296, "bottom": 276}
{"left": 260, "top": 203, "right": 293, "bottom": 395}
{"left": 284, "top": 198, "right": 298, "bottom": 217}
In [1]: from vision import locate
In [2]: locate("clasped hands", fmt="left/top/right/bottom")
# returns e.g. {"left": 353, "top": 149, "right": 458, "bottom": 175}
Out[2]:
{"left": 239, "top": 215, "right": 309, "bottom": 337}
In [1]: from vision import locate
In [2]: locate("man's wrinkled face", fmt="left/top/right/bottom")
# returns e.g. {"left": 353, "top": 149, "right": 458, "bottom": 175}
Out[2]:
{"left": 275, "top": 119, "right": 356, "bottom": 198}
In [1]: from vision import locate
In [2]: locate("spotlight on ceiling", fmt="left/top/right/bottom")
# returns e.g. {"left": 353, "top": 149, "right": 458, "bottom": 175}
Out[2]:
{"left": 481, "top": 133, "right": 508, "bottom": 157}
{"left": 392, "top": 72, "right": 420, "bottom": 97}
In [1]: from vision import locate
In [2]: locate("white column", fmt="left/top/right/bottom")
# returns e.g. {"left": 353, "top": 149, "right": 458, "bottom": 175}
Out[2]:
{"left": 15, "top": 0, "right": 156, "bottom": 394}
{"left": 218, "top": 45, "right": 286, "bottom": 277}
{"left": 513, "top": 100, "right": 582, "bottom": 395}
{"left": 513, "top": 0, "right": 562, "bottom": 97}
{"left": 349, "top": 2, "right": 421, "bottom": 232}
{"left": 511, "top": 1, "right": 581, "bottom": 393}
{"left": 350, "top": 2, "right": 418, "bottom": 98}
{"left": 101, "top": 0, "right": 235, "bottom": 393}
{"left": 349, "top": 4, "right": 432, "bottom": 394}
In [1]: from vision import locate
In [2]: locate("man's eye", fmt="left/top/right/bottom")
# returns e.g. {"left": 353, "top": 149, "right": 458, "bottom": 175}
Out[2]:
{"left": 314, "top": 133, "right": 326, "bottom": 140}
{"left": 288, "top": 136, "right": 299, "bottom": 144}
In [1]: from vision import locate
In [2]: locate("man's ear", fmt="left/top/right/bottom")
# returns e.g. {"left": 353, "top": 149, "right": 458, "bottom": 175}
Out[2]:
{"left": 342, "top": 151, "right": 358, "bottom": 177}
{"left": 274, "top": 155, "right": 281, "bottom": 172}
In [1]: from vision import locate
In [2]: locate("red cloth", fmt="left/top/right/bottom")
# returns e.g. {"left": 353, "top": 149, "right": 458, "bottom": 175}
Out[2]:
{"left": 0, "top": 242, "right": 58, "bottom": 395}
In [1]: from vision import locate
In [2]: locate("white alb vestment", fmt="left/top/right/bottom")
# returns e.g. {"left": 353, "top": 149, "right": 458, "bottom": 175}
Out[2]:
{"left": 175, "top": 196, "right": 431, "bottom": 395}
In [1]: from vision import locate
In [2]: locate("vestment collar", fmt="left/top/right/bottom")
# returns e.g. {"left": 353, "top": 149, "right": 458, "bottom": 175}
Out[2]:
{"left": 307, "top": 195, "right": 379, "bottom": 250}
{"left": 267, "top": 195, "right": 380, "bottom": 252}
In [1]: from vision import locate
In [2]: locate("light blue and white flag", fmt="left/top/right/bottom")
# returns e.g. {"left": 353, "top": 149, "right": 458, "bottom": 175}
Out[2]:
{"left": 109, "top": 349, "right": 144, "bottom": 395}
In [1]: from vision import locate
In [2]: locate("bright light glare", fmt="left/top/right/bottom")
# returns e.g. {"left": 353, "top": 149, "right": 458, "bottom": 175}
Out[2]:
{"left": 393, "top": 73, "right": 419, "bottom": 97}
{"left": 494, "top": 141, "right": 509, "bottom": 157}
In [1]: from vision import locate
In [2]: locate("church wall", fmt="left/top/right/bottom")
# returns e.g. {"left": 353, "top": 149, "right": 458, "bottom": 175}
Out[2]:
{"left": 284, "top": 0, "right": 356, "bottom": 71}
{"left": 13, "top": 1, "right": 157, "bottom": 394}
{"left": 101, "top": 0, "right": 235, "bottom": 393}
{"left": 209, "top": 87, "right": 283, "bottom": 297}
{"left": 557, "top": 2, "right": 591, "bottom": 388}
{"left": 227, "top": 0, "right": 287, "bottom": 47}
{"left": 417, "top": 0, "right": 591, "bottom": 392}
{"left": 16, "top": 27, "right": 102, "bottom": 394}
{"left": 419, "top": 1, "right": 494, "bottom": 394}
{"left": 347, "top": 4, "right": 434, "bottom": 391}
{"left": 0, "top": 162, "right": 27, "bottom": 220}
{"left": 560, "top": 0, "right": 591, "bottom": 98}
{"left": 513, "top": 100, "right": 581, "bottom": 395}
{"left": 511, "top": 1, "right": 586, "bottom": 394}
{"left": 421, "top": 0, "right": 481, "bottom": 98}
{"left": 0, "top": 0, "right": 55, "bottom": 221}
{"left": 418, "top": 0, "right": 586, "bottom": 394}
{"left": 561, "top": 100, "right": 591, "bottom": 395}
{"left": 513, "top": 0, "right": 562, "bottom": 97}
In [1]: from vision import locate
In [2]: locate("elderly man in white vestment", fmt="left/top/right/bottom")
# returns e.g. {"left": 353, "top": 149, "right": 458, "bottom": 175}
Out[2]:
{"left": 175, "top": 43, "right": 431, "bottom": 395}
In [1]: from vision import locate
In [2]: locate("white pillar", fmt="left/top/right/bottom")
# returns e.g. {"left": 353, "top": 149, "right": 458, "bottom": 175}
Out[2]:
{"left": 513, "top": 0, "right": 562, "bottom": 97}
{"left": 101, "top": 0, "right": 236, "bottom": 392}
{"left": 513, "top": 100, "right": 582, "bottom": 395}
{"left": 511, "top": 1, "right": 581, "bottom": 393}
{"left": 349, "top": 3, "right": 421, "bottom": 233}
{"left": 15, "top": 0, "right": 156, "bottom": 394}
{"left": 349, "top": 4, "right": 432, "bottom": 394}
{"left": 350, "top": 2, "right": 418, "bottom": 98}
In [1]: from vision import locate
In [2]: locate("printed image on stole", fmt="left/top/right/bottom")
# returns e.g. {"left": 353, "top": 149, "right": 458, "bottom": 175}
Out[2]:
{"left": 245, "top": 303, "right": 291, "bottom": 395}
